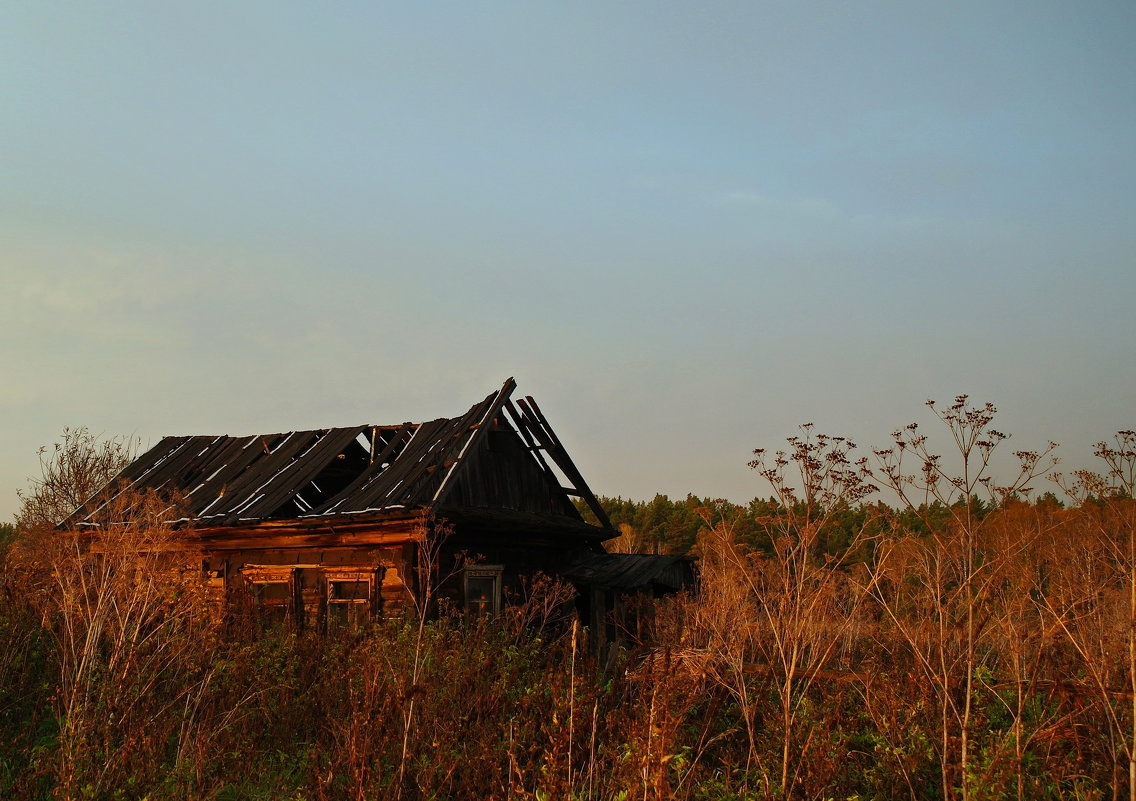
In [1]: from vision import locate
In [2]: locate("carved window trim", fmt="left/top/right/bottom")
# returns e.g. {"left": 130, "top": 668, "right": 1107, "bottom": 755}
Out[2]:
{"left": 241, "top": 567, "right": 297, "bottom": 622}
{"left": 323, "top": 567, "right": 378, "bottom": 625}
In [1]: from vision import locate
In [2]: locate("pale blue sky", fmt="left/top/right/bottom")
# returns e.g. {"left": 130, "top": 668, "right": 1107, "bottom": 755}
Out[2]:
{"left": 3, "top": 2, "right": 1134, "bottom": 521}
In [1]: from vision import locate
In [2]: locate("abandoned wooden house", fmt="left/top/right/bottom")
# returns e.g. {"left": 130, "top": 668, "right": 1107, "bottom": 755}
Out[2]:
{"left": 62, "top": 379, "right": 692, "bottom": 635}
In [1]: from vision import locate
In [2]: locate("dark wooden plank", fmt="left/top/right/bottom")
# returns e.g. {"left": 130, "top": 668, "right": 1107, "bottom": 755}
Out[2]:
{"left": 182, "top": 436, "right": 264, "bottom": 514}
{"left": 426, "top": 386, "right": 509, "bottom": 506}
{"left": 502, "top": 399, "right": 566, "bottom": 500}
{"left": 421, "top": 383, "right": 513, "bottom": 508}
{"left": 115, "top": 436, "right": 190, "bottom": 485}
{"left": 516, "top": 396, "right": 613, "bottom": 530}
{"left": 134, "top": 435, "right": 225, "bottom": 491}
{"left": 202, "top": 431, "right": 324, "bottom": 522}
{"left": 82, "top": 435, "right": 230, "bottom": 522}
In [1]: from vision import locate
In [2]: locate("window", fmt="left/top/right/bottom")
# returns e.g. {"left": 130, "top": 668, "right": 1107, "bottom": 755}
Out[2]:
{"left": 463, "top": 565, "right": 503, "bottom": 617}
{"left": 242, "top": 568, "right": 297, "bottom": 626}
{"left": 254, "top": 581, "right": 292, "bottom": 603}
{"left": 325, "top": 568, "right": 376, "bottom": 627}
{"left": 330, "top": 580, "right": 370, "bottom": 601}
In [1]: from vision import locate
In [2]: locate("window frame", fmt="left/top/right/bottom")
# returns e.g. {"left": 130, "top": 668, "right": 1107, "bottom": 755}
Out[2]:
{"left": 323, "top": 567, "right": 377, "bottom": 626}
{"left": 462, "top": 564, "right": 504, "bottom": 617}
{"left": 241, "top": 567, "right": 298, "bottom": 624}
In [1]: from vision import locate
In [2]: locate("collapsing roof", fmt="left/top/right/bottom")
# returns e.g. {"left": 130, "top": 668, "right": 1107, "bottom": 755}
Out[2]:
{"left": 64, "top": 378, "right": 613, "bottom": 532}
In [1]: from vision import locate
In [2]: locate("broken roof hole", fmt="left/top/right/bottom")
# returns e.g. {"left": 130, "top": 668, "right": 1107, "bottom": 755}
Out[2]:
{"left": 263, "top": 438, "right": 372, "bottom": 519}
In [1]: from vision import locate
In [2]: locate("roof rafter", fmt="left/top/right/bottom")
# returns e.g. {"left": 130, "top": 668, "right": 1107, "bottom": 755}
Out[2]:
{"left": 511, "top": 395, "right": 613, "bottom": 531}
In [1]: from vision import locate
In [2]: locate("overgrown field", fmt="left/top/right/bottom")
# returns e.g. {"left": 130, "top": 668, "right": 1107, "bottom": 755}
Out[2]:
{"left": 1, "top": 407, "right": 1133, "bottom": 801}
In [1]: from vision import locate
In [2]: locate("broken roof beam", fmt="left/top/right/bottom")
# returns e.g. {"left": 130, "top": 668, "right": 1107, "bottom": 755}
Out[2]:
{"left": 513, "top": 395, "right": 613, "bottom": 531}
{"left": 502, "top": 397, "right": 564, "bottom": 490}
{"left": 429, "top": 378, "right": 516, "bottom": 506}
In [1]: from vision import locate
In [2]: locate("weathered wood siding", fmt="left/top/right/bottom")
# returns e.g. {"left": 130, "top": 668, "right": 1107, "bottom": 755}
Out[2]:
{"left": 205, "top": 543, "right": 413, "bottom": 628}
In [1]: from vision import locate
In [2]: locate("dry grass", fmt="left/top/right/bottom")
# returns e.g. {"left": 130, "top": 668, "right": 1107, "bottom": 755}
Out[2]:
{"left": 1, "top": 422, "right": 1132, "bottom": 800}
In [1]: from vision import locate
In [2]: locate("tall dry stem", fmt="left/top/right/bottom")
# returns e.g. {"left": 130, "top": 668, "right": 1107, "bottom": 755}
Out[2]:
{"left": 871, "top": 395, "right": 1057, "bottom": 801}
{"left": 1052, "top": 431, "right": 1136, "bottom": 801}
{"left": 748, "top": 426, "right": 878, "bottom": 797}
